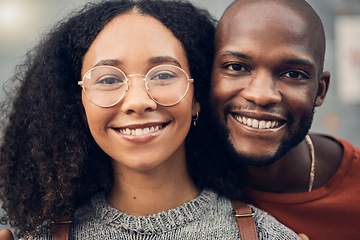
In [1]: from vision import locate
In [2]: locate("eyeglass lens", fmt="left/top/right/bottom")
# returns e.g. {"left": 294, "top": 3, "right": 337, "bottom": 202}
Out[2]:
{"left": 82, "top": 65, "right": 191, "bottom": 107}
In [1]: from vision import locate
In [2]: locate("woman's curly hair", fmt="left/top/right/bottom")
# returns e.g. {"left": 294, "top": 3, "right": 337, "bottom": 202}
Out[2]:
{"left": 0, "top": 0, "right": 215, "bottom": 236}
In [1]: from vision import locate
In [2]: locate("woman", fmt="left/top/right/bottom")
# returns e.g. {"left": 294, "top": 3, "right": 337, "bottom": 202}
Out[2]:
{"left": 0, "top": 0, "right": 301, "bottom": 239}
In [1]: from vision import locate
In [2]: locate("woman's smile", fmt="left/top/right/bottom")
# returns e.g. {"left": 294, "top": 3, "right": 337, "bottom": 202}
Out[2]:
{"left": 113, "top": 121, "right": 169, "bottom": 143}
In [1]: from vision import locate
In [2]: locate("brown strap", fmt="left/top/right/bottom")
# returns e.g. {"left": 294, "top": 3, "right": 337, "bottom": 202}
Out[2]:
{"left": 232, "top": 200, "right": 258, "bottom": 240}
{"left": 52, "top": 222, "right": 71, "bottom": 240}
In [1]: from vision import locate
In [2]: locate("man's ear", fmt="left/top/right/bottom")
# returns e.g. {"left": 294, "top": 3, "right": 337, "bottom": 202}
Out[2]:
{"left": 315, "top": 71, "right": 330, "bottom": 107}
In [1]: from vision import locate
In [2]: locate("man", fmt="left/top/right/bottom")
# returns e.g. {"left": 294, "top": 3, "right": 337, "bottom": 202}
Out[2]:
{"left": 210, "top": 0, "right": 360, "bottom": 239}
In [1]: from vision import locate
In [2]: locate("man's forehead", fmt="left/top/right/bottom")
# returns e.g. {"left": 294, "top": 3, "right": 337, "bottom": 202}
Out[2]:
{"left": 216, "top": 3, "right": 309, "bottom": 47}
{"left": 218, "top": 1, "right": 306, "bottom": 34}
{"left": 217, "top": 0, "right": 323, "bottom": 37}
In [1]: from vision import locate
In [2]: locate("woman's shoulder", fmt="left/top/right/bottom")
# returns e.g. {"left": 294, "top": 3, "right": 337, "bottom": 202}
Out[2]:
{"left": 251, "top": 205, "right": 300, "bottom": 239}
{"left": 207, "top": 190, "right": 300, "bottom": 239}
{"left": 72, "top": 191, "right": 109, "bottom": 227}
{"left": 73, "top": 192, "right": 107, "bottom": 217}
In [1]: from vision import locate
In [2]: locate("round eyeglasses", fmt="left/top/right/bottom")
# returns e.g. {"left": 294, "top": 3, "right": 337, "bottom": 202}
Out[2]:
{"left": 78, "top": 64, "right": 194, "bottom": 107}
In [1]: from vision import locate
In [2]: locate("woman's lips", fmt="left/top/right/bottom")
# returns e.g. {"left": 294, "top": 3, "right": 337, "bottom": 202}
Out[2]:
{"left": 116, "top": 123, "right": 165, "bottom": 136}
{"left": 113, "top": 122, "right": 168, "bottom": 143}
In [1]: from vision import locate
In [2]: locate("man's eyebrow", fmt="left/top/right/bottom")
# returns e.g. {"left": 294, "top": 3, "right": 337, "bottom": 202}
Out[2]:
{"left": 219, "top": 52, "right": 315, "bottom": 68}
{"left": 220, "top": 51, "right": 251, "bottom": 59}
{"left": 285, "top": 59, "right": 314, "bottom": 68}
{"left": 148, "top": 56, "right": 182, "bottom": 68}
{"left": 94, "top": 59, "right": 122, "bottom": 67}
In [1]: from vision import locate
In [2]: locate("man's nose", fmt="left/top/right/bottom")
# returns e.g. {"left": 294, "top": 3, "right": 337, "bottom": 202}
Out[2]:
{"left": 241, "top": 70, "right": 281, "bottom": 106}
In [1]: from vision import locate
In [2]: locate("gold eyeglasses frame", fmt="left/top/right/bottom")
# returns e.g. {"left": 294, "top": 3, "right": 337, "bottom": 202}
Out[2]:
{"left": 78, "top": 64, "right": 194, "bottom": 108}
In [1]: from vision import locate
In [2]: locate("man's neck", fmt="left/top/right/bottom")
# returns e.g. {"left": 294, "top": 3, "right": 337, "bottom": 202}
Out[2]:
{"left": 240, "top": 134, "right": 343, "bottom": 194}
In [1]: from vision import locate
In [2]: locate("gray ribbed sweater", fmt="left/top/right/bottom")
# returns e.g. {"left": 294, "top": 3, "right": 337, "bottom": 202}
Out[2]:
{"left": 26, "top": 189, "right": 300, "bottom": 239}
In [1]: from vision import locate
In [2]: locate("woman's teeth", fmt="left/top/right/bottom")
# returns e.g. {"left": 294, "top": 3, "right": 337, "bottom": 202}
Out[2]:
{"left": 118, "top": 125, "right": 163, "bottom": 136}
{"left": 235, "top": 115, "right": 279, "bottom": 129}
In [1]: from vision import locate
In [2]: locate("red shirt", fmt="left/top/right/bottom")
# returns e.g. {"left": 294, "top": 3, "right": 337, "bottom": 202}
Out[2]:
{"left": 243, "top": 136, "right": 360, "bottom": 240}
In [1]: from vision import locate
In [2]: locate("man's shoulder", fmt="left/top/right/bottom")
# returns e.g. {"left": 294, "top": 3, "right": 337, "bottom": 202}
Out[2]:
{"left": 310, "top": 132, "right": 359, "bottom": 157}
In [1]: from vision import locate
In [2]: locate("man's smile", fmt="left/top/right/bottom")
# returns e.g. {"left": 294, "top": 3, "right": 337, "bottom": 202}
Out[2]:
{"left": 232, "top": 113, "right": 282, "bottom": 129}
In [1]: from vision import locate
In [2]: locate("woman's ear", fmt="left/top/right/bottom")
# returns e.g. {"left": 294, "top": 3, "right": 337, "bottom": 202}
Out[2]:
{"left": 192, "top": 99, "right": 200, "bottom": 116}
{"left": 315, "top": 71, "right": 330, "bottom": 107}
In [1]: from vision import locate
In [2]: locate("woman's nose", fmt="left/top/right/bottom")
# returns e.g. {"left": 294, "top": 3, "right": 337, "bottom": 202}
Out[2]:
{"left": 120, "top": 76, "right": 157, "bottom": 114}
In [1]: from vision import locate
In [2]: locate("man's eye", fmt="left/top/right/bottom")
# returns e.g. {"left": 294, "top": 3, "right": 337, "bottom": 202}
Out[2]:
{"left": 226, "top": 64, "right": 246, "bottom": 71}
{"left": 282, "top": 71, "right": 308, "bottom": 79}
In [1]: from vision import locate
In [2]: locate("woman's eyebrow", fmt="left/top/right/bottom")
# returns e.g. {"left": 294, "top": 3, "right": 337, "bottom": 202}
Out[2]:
{"left": 93, "top": 57, "right": 182, "bottom": 68}
{"left": 148, "top": 56, "right": 182, "bottom": 68}
{"left": 94, "top": 59, "right": 122, "bottom": 67}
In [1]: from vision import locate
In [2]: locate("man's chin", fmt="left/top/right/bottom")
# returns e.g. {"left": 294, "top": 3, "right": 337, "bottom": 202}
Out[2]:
{"left": 227, "top": 129, "right": 307, "bottom": 167}
{"left": 229, "top": 149, "right": 281, "bottom": 167}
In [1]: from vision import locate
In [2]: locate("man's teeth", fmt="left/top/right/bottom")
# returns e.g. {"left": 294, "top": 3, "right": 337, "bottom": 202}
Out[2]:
{"left": 119, "top": 125, "right": 162, "bottom": 136}
{"left": 235, "top": 115, "right": 279, "bottom": 129}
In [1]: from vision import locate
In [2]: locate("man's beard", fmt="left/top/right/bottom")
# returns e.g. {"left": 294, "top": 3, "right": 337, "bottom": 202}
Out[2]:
{"left": 210, "top": 105, "right": 315, "bottom": 167}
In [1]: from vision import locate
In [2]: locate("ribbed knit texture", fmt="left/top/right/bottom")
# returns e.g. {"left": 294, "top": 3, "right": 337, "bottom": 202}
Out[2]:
{"left": 25, "top": 189, "right": 300, "bottom": 239}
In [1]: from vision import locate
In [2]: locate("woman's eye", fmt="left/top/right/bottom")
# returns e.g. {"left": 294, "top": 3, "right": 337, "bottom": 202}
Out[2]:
{"left": 282, "top": 71, "right": 308, "bottom": 79}
{"left": 97, "top": 77, "right": 122, "bottom": 84}
{"left": 151, "top": 72, "right": 176, "bottom": 80}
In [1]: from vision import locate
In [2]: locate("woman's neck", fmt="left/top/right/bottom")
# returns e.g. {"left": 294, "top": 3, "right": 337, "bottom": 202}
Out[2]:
{"left": 107, "top": 158, "right": 200, "bottom": 216}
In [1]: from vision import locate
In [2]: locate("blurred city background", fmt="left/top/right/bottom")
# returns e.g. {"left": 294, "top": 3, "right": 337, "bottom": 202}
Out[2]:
{"left": 0, "top": 0, "right": 359, "bottom": 232}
